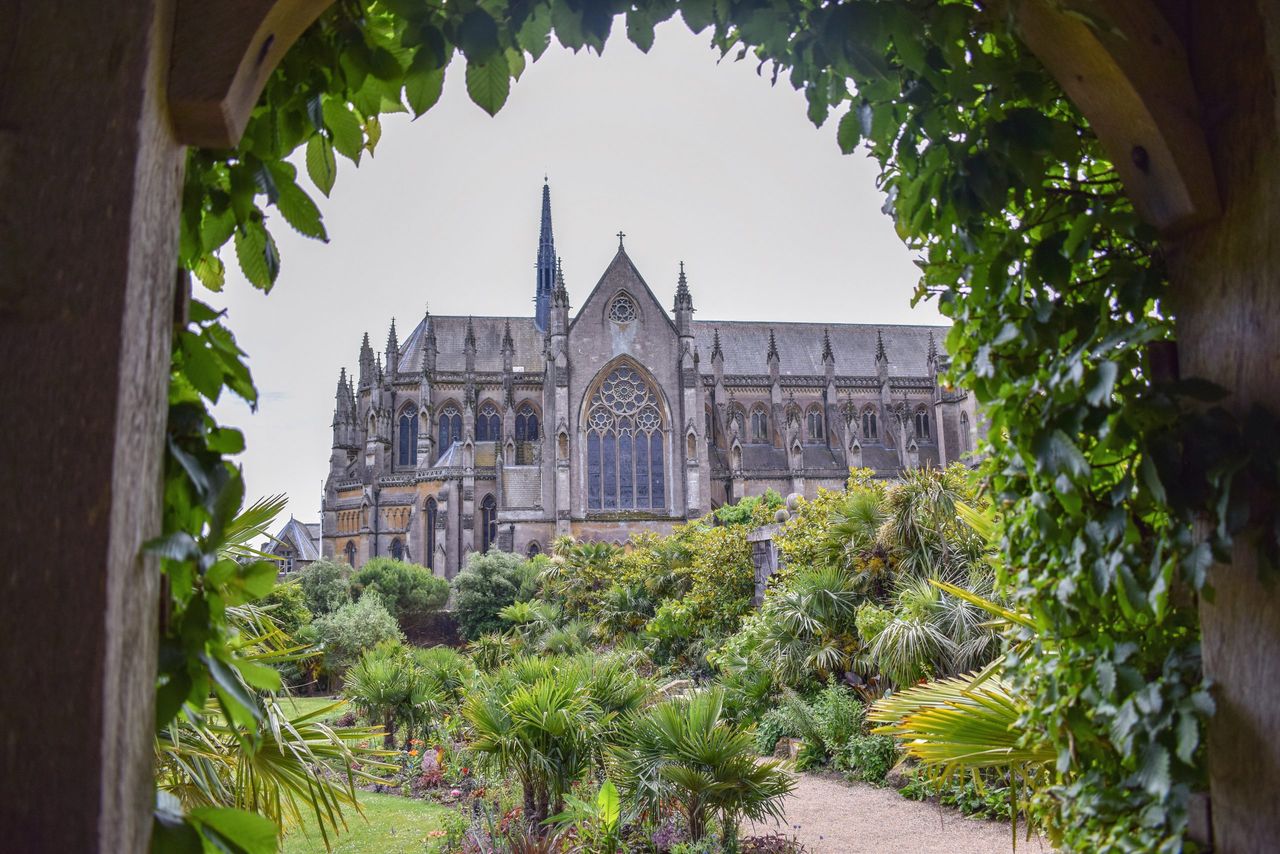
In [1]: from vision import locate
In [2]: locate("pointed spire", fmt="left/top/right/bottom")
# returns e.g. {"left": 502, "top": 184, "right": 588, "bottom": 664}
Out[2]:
{"left": 386, "top": 318, "right": 398, "bottom": 354}
{"left": 674, "top": 261, "right": 693, "bottom": 312}
{"left": 502, "top": 319, "right": 514, "bottom": 354}
{"left": 875, "top": 329, "right": 888, "bottom": 363}
{"left": 358, "top": 332, "right": 375, "bottom": 387}
{"left": 464, "top": 316, "right": 476, "bottom": 350}
{"left": 821, "top": 328, "right": 835, "bottom": 365}
{"left": 336, "top": 366, "right": 348, "bottom": 399}
{"left": 535, "top": 179, "right": 556, "bottom": 332}
{"left": 711, "top": 328, "right": 724, "bottom": 363}
{"left": 385, "top": 319, "right": 399, "bottom": 377}
{"left": 375, "top": 352, "right": 384, "bottom": 384}
{"left": 767, "top": 328, "right": 780, "bottom": 364}
{"left": 552, "top": 257, "right": 570, "bottom": 308}
{"left": 927, "top": 331, "right": 938, "bottom": 362}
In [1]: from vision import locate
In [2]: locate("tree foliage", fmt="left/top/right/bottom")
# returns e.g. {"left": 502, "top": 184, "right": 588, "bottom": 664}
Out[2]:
{"left": 351, "top": 556, "right": 449, "bottom": 626}
{"left": 451, "top": 550, "right": 541, "bottom": 640}
{"left": 312, "top": 592, "right": 403, "bottom": 670}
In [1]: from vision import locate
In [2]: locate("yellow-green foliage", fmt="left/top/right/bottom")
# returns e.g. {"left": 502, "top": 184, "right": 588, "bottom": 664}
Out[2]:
{"left": 773, "top": 488, "right": 848, "bottom": 580}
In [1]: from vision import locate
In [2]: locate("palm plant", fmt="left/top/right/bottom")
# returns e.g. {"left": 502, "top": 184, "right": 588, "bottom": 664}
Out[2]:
{"left": 219, "top": 493, "right": 290, "bottom": 562}
{"left": 756, "top": 564, "right": 861, "bottom": 684}
{"left": 343, "top": 647, "right": 412, "bottom": 748}
{"left": 614, "top": 689, "right": 794, "bottom": 847}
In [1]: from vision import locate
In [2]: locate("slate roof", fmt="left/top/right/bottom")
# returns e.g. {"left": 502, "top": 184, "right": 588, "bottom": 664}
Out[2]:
{"left": 265, "top": 517, "right": 320, "bottom": 561}
{"left": 694, "top": 321, "right": 943, "bottom": 377}
{"left": 397, "top": 316, "right": 544, "bottom": 374}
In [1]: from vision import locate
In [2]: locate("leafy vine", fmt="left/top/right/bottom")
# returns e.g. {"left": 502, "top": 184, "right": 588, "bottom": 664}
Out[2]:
{"left": 163, "top": 1, "right": 1280, "bottom": 850}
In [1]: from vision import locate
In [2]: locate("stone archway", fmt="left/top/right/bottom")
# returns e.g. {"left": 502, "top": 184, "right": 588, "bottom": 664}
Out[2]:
{"left": 4, "top": 2, "right": 1280, "bottom": 850}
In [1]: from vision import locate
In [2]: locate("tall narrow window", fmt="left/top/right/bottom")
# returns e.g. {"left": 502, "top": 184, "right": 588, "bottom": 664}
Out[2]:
{"left": 751, "top": 406, "right": 769, "bottom": 443}
{"left": 807, "top": 406, "right": 825, "bottom": 441}
{"left": 390, "top": 538, "right": 404, "bottom": 561}
{"left": 344, "top": 541, "right": 356, "bottom": 565}
{"left": 584, "top": 364, "right": 665, "bottom": 511}
{"left": 915, "top": 409, "right": 930, "bottom": 440}
{"left": 476, "top": 403, "right": 501, "bottom": 442}
{"left": 862, "top": 408, "right": 878, "bottom": 441}
{"left": 480, "top": 494, "right": 497, "bottom": 552}
{"left": 424, "top": 497, "right": 437, "bottom": 570}
{"left": 515, "top": 403, "right": 539, "bottom": 441}
{"left": 960, "top": 412, "right": 971, "bottom": 453}
{"left": 438, "top": 405, "right": 462, "bottom": 454}
{"left": 398, "top": 406, "right": 418, "bottom": 466}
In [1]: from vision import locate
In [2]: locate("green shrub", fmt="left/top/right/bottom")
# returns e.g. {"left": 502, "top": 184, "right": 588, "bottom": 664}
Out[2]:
{"left": 313, "top": 591, "right": 403, "bottom": 670}
{"left": 854, "top": 602, "right": 892, "bottom": 645}
{"left": 297, "top": 559, "right": 352, "bottom": 616}
{"left": 352, "top": 557, "right": 449, "bottom": 626}
{"left": 259, "top": 580, "right": 312, "bottom": 638}
{"left": 451, "top": 550, "right": 540, "bottom": 640}
{"left": 845, "top": 734, "right": 896, "bottom": 785}
{"left": 811, "top": 681, "right": 865, "bottom": 761}
{"left": 713, "top": 488, "right": 783, "bottom": 526}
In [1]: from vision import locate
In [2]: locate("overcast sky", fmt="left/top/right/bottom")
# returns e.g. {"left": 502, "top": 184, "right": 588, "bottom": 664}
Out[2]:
{"left": 209, "top": 17, "right": 944, "bottom": 523}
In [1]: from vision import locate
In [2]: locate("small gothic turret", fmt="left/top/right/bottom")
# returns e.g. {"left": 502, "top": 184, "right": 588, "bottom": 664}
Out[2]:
{"left": 332, "top": 367, "right": 353, "bottom": 447}
{"left": 502, "top": 319, "right": 515, "bottom": 357}
{"left": 926, "top": 331, "right": 939, "bottom": 377}
{"left": 423, "top": 308, "right": 437, "bottom": 373}
{"left": 673, "top": 261, "right": 694, "bottom": 336}
{"left": 711, "top": 328, "right": 724, "bottom": 368}
{"left": 385, "top": 319, "right": 399, "bottom": 381}
{"left": 875, "top": 329, "right": 889, "bottom": 383}
{"left": 822, "top": 329, "right": 835, "bottom": 367}
{"left": 550, "top": 258, "right": 570, "bottom": 336}
{"left": 464, "top": 316, "right": 477, "bottom": 375}
{"left": 766, "top": 328, "right": 781, "bottom": 383}
{"left": 358, "top": 332, "right": 374, "bottom": 388}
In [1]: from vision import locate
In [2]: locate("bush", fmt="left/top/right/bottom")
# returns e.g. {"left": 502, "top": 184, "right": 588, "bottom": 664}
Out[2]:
{"left": 352, "top": 557, "right": 449, "bottom": 627}
{"left": 298, "top": 559, "right": 352, "bottom": 616}
{"left": 854, "top": 602, "right": 892, "bottom": 645}
{"left": 259, "top": 580, "right": 312, "bottom": 638}
{"left": 713, "top": 488, "right": 783, "bottom": 526}
{"left": 811, "top": 681, "right": 865, "bottom": 761}
{"left": 845, "top": 734, "right": 896, "bottom": 784}
{"left": 451, "top": 550, "right": 540, "bottom": 640}
{"left": 312, "top": 591, "right": 403, "bottom": 670}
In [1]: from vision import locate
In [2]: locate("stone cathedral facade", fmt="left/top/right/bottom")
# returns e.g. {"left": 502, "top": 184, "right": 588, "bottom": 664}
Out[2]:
{"left": 321, "top": 183, "right": 979, "bottom": 577}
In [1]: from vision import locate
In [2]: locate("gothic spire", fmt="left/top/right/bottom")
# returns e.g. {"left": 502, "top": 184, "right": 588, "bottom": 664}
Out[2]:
{"left": 358, "top": 332, "right": 374, "bottom": 387}
{"left": 767, "top": 328, "right": 780, "bottom": 364}
{"left": 534, "top": 178, "right": 556, "bottom": 332}
{"left": 502, "top": 319, "right": 514, "bottom": 354}
{"left": 927, "top": 331, "right": 938, "bottom": 363}
{"left": 385, "top": 318, "right": 399, "bottom": 377}
{"left": 821, "top": 328, "right": 834, "bottom": 365}
{"left": 335, "top": 367, "right": 349, "bottom": 407}
{"left": 674, "top": 261, "right": 693, "bottom": 312}
{"left": 711, "top": 328, "right": 724, "bottom": 362}
{"left": 464, "top": 316, "right": 476, "bottom": 350}
{"left": 875, "top": 329, "right": 888, "bottom": 363}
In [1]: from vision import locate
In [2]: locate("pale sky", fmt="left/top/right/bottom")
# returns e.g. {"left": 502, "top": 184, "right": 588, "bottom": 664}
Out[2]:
{"left": 209, "top": 17, "right": 944, "bottom": 523}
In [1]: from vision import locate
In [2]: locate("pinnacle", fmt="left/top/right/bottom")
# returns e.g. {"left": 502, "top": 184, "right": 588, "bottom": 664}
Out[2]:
{"left": 711, "top": 328, "right": 724, "bottom": 362}
{"left": 767, "top": 328, "right": 780, "bottom": 363}
{"left": 875, "top": 329, "right": 888, "bottom": 362}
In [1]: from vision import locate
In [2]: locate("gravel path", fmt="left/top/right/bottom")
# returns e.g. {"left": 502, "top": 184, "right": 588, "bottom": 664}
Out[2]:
{"left": 745, "top": 771, "right": 1051, "bottom": 853}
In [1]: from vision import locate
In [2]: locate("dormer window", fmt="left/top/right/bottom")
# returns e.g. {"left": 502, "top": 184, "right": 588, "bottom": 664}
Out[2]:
{"left": 608, "top": 294, "right": 637, "bottom": 324}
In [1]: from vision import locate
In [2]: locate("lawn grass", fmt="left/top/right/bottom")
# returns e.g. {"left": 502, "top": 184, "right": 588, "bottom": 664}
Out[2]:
{"left": 283, "top": 790, "right": 451, "bottom": 853}
{"left": 281, "top": 695, "right": 348, "bottom": 723}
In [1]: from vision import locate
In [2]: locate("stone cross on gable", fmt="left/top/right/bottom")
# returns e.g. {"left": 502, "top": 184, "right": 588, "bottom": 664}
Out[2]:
{"left": 616, "top": 230, "right": 626, "bottom": 249}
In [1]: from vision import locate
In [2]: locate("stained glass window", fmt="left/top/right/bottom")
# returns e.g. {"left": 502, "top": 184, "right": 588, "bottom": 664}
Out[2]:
{"left": 476, "top": 403, "right": 501, "bottom": 442}
{"left": 438, "top": 405, "right": 462, "bottom": 454}
{"left": 390, "top": 538, "right": 403, "bottom": 561}
{"left": 608, "top": 294, "right": 637, "bottom": 323}
{"left": 915, "top": 409, "right": 930, "bottom": 440}
{"left": 751, "top": 406, "right": 769, "bottom": 442}
{"left": 398, "top": 406, "right": 418, "bottom": 466}
{"left": 424, "top": 498, "right": 437, "bottom": 570}
{"left": 862, "top": 408, "right": 878, "bottom": 441}
{"left": 585, "top": 364, "right": 664, "bottom": 511}
{"left": 515, "top": 403, "right": 539, "bottom": 441}
{"left": 344, "top": 541, "right": 356, "bottom": 565}
{"left": 480, "top": 494, "right": 497, "bottom": 552}
{"left": 807, "top": 406, "right": 825, "bottom": 441}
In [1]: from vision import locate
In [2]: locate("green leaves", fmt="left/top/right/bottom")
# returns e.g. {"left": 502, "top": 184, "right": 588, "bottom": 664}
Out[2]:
{"left": 305, "top": 134, "right": 336, "bottom": 197}
{"left": 405, "top": 53, "right": 446, "bottom": 117}
{"left": 233, "top": 218, "right": 279, "bottom": 290}
{"left": 466, "top": 53, "right": 511, "bottom": 116}
{"left": 836, "top": 109, "right": 862, "bottom": 155}
{"left": 321, "top": 98, "right": 364, "bottom": 163}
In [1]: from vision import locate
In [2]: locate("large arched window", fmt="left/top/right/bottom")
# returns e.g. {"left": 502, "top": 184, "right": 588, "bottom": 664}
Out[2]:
{"left": 438, "top": 404, "right": 462, "bottom": 453}
{"left": 476, "top": 402, "right": 501, "bottom": 442}
{"left": 585, "top": 364, "right": 665, "bottom": 511}
{"left": 750, "top": 405, "right": 769, "bottom": 443}
{"left": 515, "top": 403, "right": 539, "bottom": 442}
{"left": 398, "top": 405, "right": 418, "bottom": 466}
{"left": 424, "top": 497, "right": 437, "bottom": 570}
{"left": 862, "top": 408, "right": 878, "bottom": 441}
{"left": 806, "top": 405, "right": 825, "bottom": 442}
{"left": 343, "top": 541, "right": 356, "bottom": 565}
{"left": 914, "top": 408, "right": 931, "bottom": 440}
{"left": 480, "top": 494, "right": 497, "bottom": 552}
{"left": 389, "top": 538, "right": 404, "bottom": 561}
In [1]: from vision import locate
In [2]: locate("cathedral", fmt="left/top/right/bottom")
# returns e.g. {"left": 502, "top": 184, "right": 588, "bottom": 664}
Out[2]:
{"left": 321, "top": 182, "right": 978, "bottom": 577}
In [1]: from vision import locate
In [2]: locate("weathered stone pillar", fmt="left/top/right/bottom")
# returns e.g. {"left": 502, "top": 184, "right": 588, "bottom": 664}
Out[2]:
{"left": 0, "top": 2, "right": 183, "bottom": 850}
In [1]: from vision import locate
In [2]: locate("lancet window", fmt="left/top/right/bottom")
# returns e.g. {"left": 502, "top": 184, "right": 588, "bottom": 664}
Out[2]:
{"left": 398, "top": 405, "right": 418, "bottom": 466}
{"left": 476, "top": 402, "right": 501, "bottom": 442}
{"left": 515, "top": 403, "right": 539, "bottom": 442}
{"left": 343, "top": 541, "right": 356, "bottom": 565}
{"left": 480, "top": 494, "right": 497, "bottom": 552}
{"left": 389, "top": 538, "right": 404, "bottom": 561}
{"left": 424, "top": 498, "right": 437, "bottom": 570}
{"left": 750, "top": 405, "right": 769, "bottom": 442}
{"left": 584, "top": 364, "right": 665, "bottom": 512}
{"left": 438, "top": 404, "right": 462, "bottom": 453}
{"left": 914, "top": 408, "right": 930, "bottom": 440}
{"left": 862, "top": 408, "right": 878, "bottom": 441}
{"left": 806, "top": 405, "right": 825, "bottom": 441}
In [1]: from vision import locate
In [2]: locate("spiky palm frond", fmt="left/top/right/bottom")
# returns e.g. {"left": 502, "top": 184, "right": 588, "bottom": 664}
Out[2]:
{"left": 220, "top": 494, "right": 290, "bottom": 561}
